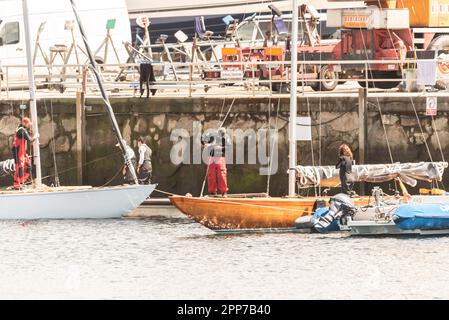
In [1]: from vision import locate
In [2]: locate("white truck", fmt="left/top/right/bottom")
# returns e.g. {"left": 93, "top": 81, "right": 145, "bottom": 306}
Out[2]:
{"left": 0, "top": 0, "right": 132, "bottom": 86}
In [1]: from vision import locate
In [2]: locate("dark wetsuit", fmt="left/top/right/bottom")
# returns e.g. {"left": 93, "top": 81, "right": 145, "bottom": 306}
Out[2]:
{"left": 336, "top": 156, "right": 353, "bottom": 194}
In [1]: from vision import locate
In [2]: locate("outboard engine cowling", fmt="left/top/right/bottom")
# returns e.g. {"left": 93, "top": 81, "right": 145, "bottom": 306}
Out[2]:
{"left": 313, "top": 193, "right": 357, "bottom": 233}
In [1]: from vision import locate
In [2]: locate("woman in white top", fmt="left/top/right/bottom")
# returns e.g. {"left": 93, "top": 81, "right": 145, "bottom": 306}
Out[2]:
{"left": 137, "top": 136, "right": 152, "bottom": 185}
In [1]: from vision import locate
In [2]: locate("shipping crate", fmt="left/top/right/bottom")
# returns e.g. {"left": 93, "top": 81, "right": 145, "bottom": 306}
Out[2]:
{"left": 398, "top": 0, "right": 449, "bottom": 27}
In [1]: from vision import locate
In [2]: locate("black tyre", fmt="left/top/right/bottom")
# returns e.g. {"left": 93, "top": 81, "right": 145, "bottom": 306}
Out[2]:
{"left": 310, "top": 66, "right": 339, "bottom": 91}
{"left": 272, "top": 82, "right": 289, "bottom": 93}
{"left": 428, "top": 35, "right": 449, "bottom": 90}
{"left": 371, "top": 71, "right": 401, "bottom": 89}
{"left": 358, "top": 80, "right": 374, "bottom": 88}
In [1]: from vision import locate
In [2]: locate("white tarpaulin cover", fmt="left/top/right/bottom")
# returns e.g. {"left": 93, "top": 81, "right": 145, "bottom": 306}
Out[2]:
{"left": 295, "top": 162, "right": 448, "bottom": 188}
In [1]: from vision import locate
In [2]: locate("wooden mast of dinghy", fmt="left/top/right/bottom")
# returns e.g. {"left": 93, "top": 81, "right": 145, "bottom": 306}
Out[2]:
{"left": 70, "top": 0, "right": 139, "bottom": 184}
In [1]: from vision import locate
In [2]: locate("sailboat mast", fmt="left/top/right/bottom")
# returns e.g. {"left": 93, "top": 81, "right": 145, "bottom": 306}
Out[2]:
{"left": 22, "top": 0, "right": 42, "bottom": 187}
{"left": 69, "top": 0, "right": 139, "bottom": 185}
{"left": 288, "top": 0, "right": 298, "bottom": 197}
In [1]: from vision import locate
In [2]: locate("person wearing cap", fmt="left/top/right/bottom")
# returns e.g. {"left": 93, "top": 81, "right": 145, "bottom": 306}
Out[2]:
{"left": 12, "top": 117, "right": 39, "bottom": 190}
{"left": 116, "top": 140, "right": 137, "bottom": 184}
{"left": 137, "top": 137, "right": 152, "bottom": 185}
{"left": 201, "top": 127, "right": 231, "bottom": 197}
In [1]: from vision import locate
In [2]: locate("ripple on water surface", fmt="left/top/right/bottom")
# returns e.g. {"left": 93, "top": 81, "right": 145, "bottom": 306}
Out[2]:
{"left": 0, "top": 213, "right": 449, "bottom": 299}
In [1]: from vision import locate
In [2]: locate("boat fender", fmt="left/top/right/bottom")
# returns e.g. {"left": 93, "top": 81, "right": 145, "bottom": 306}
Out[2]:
{"left": 295, "top": 215, "right": 315, "bottom": 230}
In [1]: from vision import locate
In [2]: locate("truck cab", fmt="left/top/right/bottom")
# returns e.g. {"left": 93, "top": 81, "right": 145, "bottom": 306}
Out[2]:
{"left": 0, "top": 17, "right": 27, "bottom": 82}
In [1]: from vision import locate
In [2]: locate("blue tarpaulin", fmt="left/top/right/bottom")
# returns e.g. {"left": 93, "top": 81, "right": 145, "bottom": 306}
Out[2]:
{"left": 393, "top": 204, "right": 449, "bottom": 230}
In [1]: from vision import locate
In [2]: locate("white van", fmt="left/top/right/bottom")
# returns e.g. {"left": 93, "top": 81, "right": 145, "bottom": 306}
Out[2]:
{"left": 0, "top": 0, "right": 131, "bottom": 84}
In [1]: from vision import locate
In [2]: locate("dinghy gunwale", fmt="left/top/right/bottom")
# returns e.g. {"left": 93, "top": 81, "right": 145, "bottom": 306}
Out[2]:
{"left": 0, "top": 184, "right": 152, "bottom": 197}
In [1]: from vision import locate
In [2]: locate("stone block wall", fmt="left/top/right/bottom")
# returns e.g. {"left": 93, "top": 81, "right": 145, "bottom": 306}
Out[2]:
{"left": 0, "top": 96, "right": 447, "bottom": 197}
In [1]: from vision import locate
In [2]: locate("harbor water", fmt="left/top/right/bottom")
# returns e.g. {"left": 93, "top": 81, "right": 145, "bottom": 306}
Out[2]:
{"left": 1, "top": 208, "right": 449, "bottom": 300}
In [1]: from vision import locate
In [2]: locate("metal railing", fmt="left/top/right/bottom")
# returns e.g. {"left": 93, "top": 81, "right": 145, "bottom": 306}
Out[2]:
{"left": 0, "top": 57, "right": 448, "bottom": 98}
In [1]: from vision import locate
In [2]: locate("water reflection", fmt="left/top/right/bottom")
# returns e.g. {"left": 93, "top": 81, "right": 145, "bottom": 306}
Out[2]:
{"left": 0, "top": 211, "right": 449, "bottom": 299}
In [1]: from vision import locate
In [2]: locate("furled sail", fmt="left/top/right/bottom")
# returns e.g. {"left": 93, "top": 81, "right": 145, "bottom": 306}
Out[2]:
{"left": 295, "top": 162, "right": 448, "bottom": 188}
{"left": 0, "top": 159, "right": 15, "bottom": 176}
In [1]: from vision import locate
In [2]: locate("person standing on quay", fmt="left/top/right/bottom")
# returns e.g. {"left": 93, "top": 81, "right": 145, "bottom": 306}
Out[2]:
{"left": 137, "top": 136, "right": 152, "bottom": 185}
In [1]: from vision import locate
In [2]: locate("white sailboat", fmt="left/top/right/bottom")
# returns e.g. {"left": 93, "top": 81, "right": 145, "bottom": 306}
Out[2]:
{"left": 0, "top": 0, "right": 155, "bottom": 220}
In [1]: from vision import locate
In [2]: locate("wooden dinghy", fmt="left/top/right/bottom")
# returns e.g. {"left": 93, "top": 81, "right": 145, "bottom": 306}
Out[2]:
{"left": 170, "top": 195, "right": 371, "bottom": 230}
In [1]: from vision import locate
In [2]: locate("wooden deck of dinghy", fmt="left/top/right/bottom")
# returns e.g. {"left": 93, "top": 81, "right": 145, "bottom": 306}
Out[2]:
{"left": 170, "top": 195, "right": 371, "bottom": 230}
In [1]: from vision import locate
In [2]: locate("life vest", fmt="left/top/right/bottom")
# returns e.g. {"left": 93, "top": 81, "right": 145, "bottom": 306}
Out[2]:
{"left": 13, "top": 126, "right": 28, "bottom": 148}
{"left": 12, "top": 126, "right": 29, "bottom": 167}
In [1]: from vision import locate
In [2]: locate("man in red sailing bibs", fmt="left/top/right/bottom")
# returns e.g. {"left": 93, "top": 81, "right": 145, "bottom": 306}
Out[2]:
{"left": 12, "top": 117, "right": 37, "bottom": 190}
{"left": 202, "top": 127, "right": 231, "bottom": 197}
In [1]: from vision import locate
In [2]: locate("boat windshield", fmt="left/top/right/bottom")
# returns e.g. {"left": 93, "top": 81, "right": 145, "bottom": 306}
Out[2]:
{"left": 236, "top": 21, "right": 259, "bottom": 41}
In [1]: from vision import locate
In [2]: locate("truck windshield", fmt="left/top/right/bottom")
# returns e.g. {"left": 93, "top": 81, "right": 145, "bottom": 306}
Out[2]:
{"left": 0, "top": 22, "right": 20, "bottom": 46}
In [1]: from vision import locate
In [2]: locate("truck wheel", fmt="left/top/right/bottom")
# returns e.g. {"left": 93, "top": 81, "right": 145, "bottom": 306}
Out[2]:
{"left": 272, "top": 82, "right": 289, "bottom": 93}
{"left": 428, "top": 35, "right": 449, "bottom": 90}
{"left": 358, "top": 80, "right": 374, "bottom": 88}
{"left": 310, "top": 66, "right": 338, "bottom": 91}
{"left": 427, "top": 34, "right": 449, "bottom": 51}
{"left": 371, "top": 71, "right": 401, "bottom": 89}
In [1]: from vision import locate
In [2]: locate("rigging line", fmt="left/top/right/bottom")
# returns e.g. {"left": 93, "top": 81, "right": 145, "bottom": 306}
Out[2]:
{"left": 100, "top": 166, "right": 123, "bottom": 187}
{"left": 431, "top": 115, "right": 446, "bottom": 163}
{"left": 277, "top": 108, "right": 355, "bottom": 126}
{"left": 40, "top": 150, "right": 123, "bottom": 181}
{"left": 266, "top": 96, "right": 276, "bottom": 196}
{"left": 49, "top": 98, "right": 60, "bottom": 187}
{"left": 376, "top": 0, "right": 437, "bottom": 166}
{"left": 297, "top": 15, "right": 316, "bottom": 170}
{"left": 410, "top": 98, "right": 434, "bottom": 162}
{"left": 219, "top": 97, "right": 236, "bottom": 128}
{"left": 357, "top": 25, "right": 395, "bottom": 165}
{"left": 218, "top": 97, "right": 226, "bottom": 123}
{"left": 266, "top": 96, "right": 272, "bottom": 195}
{"left": 374, "top": 1, "right": 434, "bottom": 164}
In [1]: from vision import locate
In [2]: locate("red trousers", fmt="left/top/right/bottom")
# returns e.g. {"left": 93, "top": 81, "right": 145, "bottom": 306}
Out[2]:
{"left": 207, "top": 157, "right": 228, "bottom": 195}
{"left": 13, "top": 153, "right": 30, "bottom": 190}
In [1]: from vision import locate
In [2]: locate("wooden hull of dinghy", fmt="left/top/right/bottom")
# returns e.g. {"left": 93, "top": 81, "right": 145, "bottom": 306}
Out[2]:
{"left": 170, "top": 195, "right": 370, "bottom": 230}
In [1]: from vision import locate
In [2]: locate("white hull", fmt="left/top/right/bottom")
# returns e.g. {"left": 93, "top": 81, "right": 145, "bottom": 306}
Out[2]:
{"left": 0, "top": 184, "right": 155, "bottom": 220}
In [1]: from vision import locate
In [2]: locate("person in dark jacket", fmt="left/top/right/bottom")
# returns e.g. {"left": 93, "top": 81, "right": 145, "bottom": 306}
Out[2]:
{"left": 201, "top": 127, "right": 231, "bottom": 197}
{"left": 336, "top": 144, "right": 354, "bottom": 195}
{"left": 139, "top": 63, "right": 157, "bottom": 98}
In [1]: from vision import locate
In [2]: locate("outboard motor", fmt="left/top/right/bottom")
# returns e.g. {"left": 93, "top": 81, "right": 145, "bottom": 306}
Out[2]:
{"left": 0, "top": 159, "right": 15, "bottom": 176}
{"left": 313, "top": 193, "right": 357, "bottom": 233}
